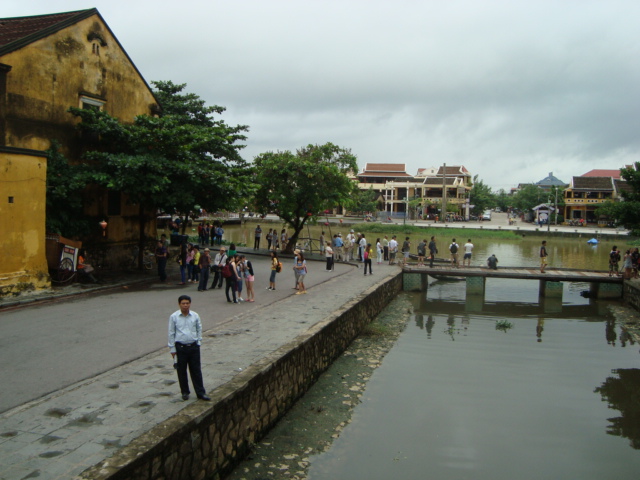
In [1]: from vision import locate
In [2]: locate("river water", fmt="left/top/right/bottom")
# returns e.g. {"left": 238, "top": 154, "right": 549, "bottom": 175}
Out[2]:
{"left": 305, "top": 281, "right": 640, "bottom": 480}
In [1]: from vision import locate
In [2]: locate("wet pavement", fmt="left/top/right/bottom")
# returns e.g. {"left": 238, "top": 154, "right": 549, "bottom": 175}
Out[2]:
{"left": 0, "top": 248, "right": 400, "bottom": 480}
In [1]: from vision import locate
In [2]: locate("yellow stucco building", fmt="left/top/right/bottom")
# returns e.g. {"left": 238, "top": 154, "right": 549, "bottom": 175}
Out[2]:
{"left": 0, "top": 9, "right": 160, "bottom": 295}
{"left": 0, "top": 147, "right": 50, "bottom": 295}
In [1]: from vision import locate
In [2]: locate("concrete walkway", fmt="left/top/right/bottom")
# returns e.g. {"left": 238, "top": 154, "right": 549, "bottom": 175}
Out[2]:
{"left": 0, "top": 250, "right": 400, "bottom": 480}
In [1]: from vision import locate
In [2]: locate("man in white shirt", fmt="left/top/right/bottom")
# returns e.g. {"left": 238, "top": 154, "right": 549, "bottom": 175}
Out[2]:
{"left": 463, "top": 239, "right": 474, "bottom": 267}
{"left": 388, "top": 236, "right": 398, "bottom": 265}
{"left": 346, "top": 230, "right": 357, "bottom": 261}
{"left": 359, "top": 234, "right": 367, "bottom": 263}
{"left": 210, "top": 247, "right": 227, "bottom": 289}
{"left": 325, "top": 242, "right": 334, "bottom": 271}
{"left": 168, "top": 295, "right": 210, "bottom": 401}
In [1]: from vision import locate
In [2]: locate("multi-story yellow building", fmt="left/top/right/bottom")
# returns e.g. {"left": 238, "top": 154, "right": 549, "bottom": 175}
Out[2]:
{"left": 563, "top": 175, "right": 628, "bottom": 225}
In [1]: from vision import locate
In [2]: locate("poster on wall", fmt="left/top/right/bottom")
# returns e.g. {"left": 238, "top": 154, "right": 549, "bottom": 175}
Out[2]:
{"left": 60, "top": 245, "right": 79, "bottom": 271}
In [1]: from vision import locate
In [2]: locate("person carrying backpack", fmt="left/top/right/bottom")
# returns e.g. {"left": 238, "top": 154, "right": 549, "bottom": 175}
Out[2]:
{"left": 223, "top": 256, "right": 238, "bottom": 303}
{"left": 609, "top": 245, "right": 621, "bottom": 277}
{"left": 540, "top": 240, "right": 548, "bottom": 273}
{"left": 268, "top": 251, "right": 280, "bottom": 291}
{"left": 449, "top": 239, "right": 459, "bottom": 268}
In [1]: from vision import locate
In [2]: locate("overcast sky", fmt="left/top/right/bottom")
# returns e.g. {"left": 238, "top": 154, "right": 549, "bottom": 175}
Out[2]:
{"left": 6, "top": 0, "right": 640, "bottom": 190}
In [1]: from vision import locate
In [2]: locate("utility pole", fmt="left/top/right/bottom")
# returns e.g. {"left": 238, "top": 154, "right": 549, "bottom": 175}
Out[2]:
{"left": 554, "top": 186, "right": 558, "bottom": 225}
{"left": 441, "top": 162, "right": 447, "bottom": 223}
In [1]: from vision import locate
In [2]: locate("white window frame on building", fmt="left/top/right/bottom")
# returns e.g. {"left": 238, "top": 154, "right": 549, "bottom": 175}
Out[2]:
{"left": 79, "top": 94, "right": 105, "bottom": 111}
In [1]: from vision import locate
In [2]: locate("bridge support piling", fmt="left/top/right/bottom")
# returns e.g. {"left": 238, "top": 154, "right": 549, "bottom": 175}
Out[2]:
{"left": 466, "top": 276, "right": 486, "bottom": 296}
{"left": 590, "top": 282, "right": 623, "bottom": 299}
{"left": 539, "top": 280, "right": 563, "bottom": 299}
{"left": 403, "top": 272, "right": 428, "bottom": 292}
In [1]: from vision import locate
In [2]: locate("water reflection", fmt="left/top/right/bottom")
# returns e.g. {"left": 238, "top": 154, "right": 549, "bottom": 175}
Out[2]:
{"left": 606, "top": 319, "right": 618, "bottom": 346}
{"left": 595, "top": 369, "right": 640, "bottom": 449}
{"left": 536, "top": 318, "right": 544, "bottom": 342}
{"left": 419, "top": 279, "right": 634, "bottom": 348}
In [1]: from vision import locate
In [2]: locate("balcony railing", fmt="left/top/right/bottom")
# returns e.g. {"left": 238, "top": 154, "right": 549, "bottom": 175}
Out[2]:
{"left": 564, "top": 198, "right": 608, "bottom": 205}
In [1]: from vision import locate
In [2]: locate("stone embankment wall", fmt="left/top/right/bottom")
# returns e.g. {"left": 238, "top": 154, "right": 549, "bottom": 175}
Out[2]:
{"left": 80, "top": 273, "right": 402, "bottom": 480}
{"left": 623, "top": 280, "right": 640, "bottom": 311}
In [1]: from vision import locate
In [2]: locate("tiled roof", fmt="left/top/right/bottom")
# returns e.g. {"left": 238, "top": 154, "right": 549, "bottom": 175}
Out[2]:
{"left": 361, "top": 163, "right": 407, "bottom": 173}
{"left": 357, "top": 171, "right": 411, "bottom": 178}
{"left": 614, "top": 179, "right": 631, "bottom": 194}
{"left": 572, "top": 176, "right": 613, "bottom": 191}
{"left": 424, "top": 177, "right": 456, "bottom": 185}
{"left": 0, "top": 9, "right": 96, "bottom": 55}
{"left": 581, "top": 169, "right": 621, "bottom": 179}
{"left": 436, "top": 165, "right": 470, "bottom": 176}
{"left": 536, "top": 172, "right": 567, "bottom": 187}
{"left": 0, "top": 8, "right": 156, "bottom": 107}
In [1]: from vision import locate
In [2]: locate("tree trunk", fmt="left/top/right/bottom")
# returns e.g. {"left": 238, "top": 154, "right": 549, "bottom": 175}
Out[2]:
{"left": 283, "top": 217, "right": 308, "bottom": 254}
{"left": 137, "top": 204, "right": 148, "bottom": 270}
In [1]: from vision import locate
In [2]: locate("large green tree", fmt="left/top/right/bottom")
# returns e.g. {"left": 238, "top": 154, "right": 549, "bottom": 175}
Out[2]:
{"left": 252, "top": 143, "right": 358, "bottom": 253}
{"left": 68, "top": 81, "right": 251, "bottom": 264}
{"left": 348, "top": 187, "right": 378, "bottom": 216}
{"left": 512, "top": 184, "right": 548, "bottom": 215}
{"left": 469, "top": 175, "right": 495, "bottom": 216}
{"left": 495, "top": 188, "right": 511, "bottom": 212}
{"left": 45, "top": 142, "right": 94, "bottom": 236}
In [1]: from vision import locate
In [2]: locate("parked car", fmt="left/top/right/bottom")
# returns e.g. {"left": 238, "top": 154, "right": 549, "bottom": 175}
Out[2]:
{"left": 482, "top": 210, "right": 492, "bottom": 221}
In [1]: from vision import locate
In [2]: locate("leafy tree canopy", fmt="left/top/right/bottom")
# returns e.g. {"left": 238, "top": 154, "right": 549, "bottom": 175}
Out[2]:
{"left": 45, "top": 142, "right": 94, "bottom": 236}
{"left": 348, "top": 187, "right": 378, "bottom": 215}
{"left": 470, "top": 175, "right": 495, "bottom": 215}
{"left": 67, "top": 81, "right": 252, "bottom": 239}
{"left": 495, "top": 189, "right": 510, "bottom": 212}
{"left": 252, "top": 143, "right": 358, "bottom": 252}
{"left": 511, "top": 184, "right": 548, "bottom": 214}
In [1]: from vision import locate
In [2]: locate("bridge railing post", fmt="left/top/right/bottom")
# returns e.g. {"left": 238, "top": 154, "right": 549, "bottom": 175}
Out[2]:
{"left": 539, "top": 280, "right": 563, "bottom": 299}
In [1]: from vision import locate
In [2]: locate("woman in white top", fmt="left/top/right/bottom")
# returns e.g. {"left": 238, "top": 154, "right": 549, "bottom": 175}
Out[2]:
{"left": 325, "top": 242, "right": 334, "bottom": 271}
{"left": 294, "top": 252, "right": 308, "bottom": 294}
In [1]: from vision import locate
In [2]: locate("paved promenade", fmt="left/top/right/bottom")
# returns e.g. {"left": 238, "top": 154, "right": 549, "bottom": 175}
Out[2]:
{"left": 0, "top": 251, "right": 400, "bottom": 480}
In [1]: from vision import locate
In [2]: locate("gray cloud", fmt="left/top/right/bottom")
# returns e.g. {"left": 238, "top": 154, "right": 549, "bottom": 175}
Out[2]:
{"left": 6, "top": 0, "right": 640, "bottom": 189}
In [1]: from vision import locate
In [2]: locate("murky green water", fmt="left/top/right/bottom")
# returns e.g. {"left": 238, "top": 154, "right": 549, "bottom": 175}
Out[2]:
{"left": 305, "top": 281, "right": 640, "bottom": 480}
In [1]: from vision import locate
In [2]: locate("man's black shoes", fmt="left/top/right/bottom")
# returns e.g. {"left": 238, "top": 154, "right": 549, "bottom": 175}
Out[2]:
{"left": 182, "top": 394, "right": 189, "bottom": 401}
{"left": 197, "top": 395, "right": 211, "bottom": 401}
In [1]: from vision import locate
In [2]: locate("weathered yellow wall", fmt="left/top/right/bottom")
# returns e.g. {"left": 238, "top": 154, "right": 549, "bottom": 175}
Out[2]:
{"left": 1, "top": 14, "right": 158, "bottom": 156}
{"left": 0, "top": 149, "right": 50, "bottom": 294}
{"left": 0, "top": 12, "right": 159, "bottom": 251}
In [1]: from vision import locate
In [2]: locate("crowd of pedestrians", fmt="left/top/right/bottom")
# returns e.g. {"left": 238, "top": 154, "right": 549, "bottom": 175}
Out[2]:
{"left": 157, "top": 223, "right": 607, "bottom": 301}
{"left": 609, "top": 245, "right": 640, "bottom": 279}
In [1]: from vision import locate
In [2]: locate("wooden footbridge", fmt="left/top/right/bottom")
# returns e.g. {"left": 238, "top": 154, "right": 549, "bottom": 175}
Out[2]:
{"left": 402, "top": 266, "right": 623, "bottom": 299}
